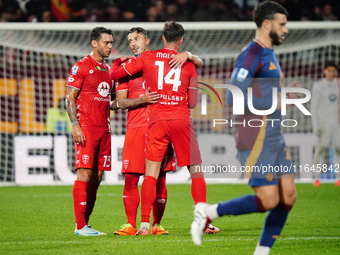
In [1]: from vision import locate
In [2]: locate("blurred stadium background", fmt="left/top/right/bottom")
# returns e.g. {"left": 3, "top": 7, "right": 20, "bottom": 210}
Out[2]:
{"left": 1, "top": 20, "right": 340, "bottom": 185}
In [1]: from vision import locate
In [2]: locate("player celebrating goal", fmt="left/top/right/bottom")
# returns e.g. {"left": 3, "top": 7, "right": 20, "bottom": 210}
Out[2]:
{"left": 191, "top": 1, "right": 298, "bottom": 254}
{"left": 111, "top": 21, "right": 211, "bottom": 235}
{"left": 66, "top": 27, "right": 117, "bottom": 236}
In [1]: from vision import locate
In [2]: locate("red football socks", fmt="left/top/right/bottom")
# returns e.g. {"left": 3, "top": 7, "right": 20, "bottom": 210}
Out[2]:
{"left": 191, "top": 172, "right": 207, "bottom": 204}
{"left": 73, "top": 180, "right": 87, "bottom": 230}
{"left": 141, "top": 175, "right": 157, "bottom": 223}
{"left": 123, "top": 174, "right": 140, "bottom": 228}
{"left": 85, "top": 182, "right": 99, "bottom": 225}
{"left": 152, "top": 172, "right": 167, "bottom": 226}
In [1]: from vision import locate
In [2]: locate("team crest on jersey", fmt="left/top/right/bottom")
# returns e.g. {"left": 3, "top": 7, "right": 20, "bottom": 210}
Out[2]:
{"left": 123, "top": 160, "right": 129, "bottom": 169}
{"left": 82, "top": 155, "right": 90, "bottom": 165}
{"left": 266, "top": 173, "right": 274, "bottom": 182}
{"left": 72, "top": 66, "right": 78, "bottom": 75}
{"left": 236, "top": 68, "right": 249, "bottom": 82}
{"left": 97, "top": 82, "right": 110, "bottom": 97}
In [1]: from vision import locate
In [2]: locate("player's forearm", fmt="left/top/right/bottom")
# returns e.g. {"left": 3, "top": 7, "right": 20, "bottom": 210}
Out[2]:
{"left": 110, "top": 98, "right": 120, "bottom": 111}
{"left": 65, "top": 98, "right": 79, "bottom": 126}
{"left": 119, "top": 97, "right": 144, "bottom": 110}
{"left": 190, "top": 54, "right": 203, "bottom": 69}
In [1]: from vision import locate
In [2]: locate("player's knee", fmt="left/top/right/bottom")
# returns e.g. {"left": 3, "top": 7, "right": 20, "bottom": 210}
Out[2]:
{"left": 261, "top": 195, "right": 280, "bottom": 210}
{"left": 285, "top": 189, "right": 297, "bottom": 206}
{"left": 96, "top": 171, "right": 104, "bottom": 183}
{"left": 97, "top": 176, "right": 103, "bottom": 183}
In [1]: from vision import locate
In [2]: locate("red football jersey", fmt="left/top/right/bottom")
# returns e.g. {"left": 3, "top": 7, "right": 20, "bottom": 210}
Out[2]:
{"left": 114, "top": 58, "right": 148, "bottom": 128}
{"left": 66, "top": 55, "right": 112, "bottom": 131}
{"left": 122, "top": 48, "right": 197, "bottom": 123}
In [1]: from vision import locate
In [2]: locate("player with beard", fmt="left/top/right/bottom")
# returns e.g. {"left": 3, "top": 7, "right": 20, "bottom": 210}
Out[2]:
{"left": 66, "top": 27, "right": 115, "bottom": 236}
{"left": 191, "top": 1, "right": 299, "bottom": 254}
{"left": 112, "top": 26, "right": 219, "bottom": 235}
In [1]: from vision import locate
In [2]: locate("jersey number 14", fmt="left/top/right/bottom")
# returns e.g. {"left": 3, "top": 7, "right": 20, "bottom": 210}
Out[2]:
{"left": 155, "top": 61, "right": 182, "bottom": 91}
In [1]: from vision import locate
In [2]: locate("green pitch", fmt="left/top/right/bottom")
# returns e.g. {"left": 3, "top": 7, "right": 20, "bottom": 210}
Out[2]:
{"left": 0, "top": 184, "right": 339, "bottom": 254}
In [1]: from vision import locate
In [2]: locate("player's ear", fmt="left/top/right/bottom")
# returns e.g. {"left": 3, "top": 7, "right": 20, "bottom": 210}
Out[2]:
{"left": 178, "top": 38, "right": 183, "bottom": 46}
{"left": 262, "top": 19, "right": 271, "bottom": 31}
{"left": 91, "top": 39, "right": 98, "bottom": 48}
{"left": 145, "top": 37, "right": 150, "bottom": 46}
{"left": 162, "top": 36, "right": 166, "bottom": 44}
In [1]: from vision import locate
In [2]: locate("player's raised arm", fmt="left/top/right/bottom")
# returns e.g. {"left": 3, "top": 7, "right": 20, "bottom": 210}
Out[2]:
{"left": 111, "top": 55, "right": 144, "bottom": 80}
{"left": 65, "top": 86, "right": 85, "bottom": 145}
{"left": 110, "top": 58, "right": 130, "bottom": 80}
{"left": 170, "top": 51, "right": 203, "bottom": 69}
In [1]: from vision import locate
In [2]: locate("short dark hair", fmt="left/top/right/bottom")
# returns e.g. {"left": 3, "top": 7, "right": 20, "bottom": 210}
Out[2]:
{"left": 324, "top": 60, "right": 337, "bottom": 69}
{"left": 253, "top": 1, "right": 288, "bottom": 28}
{"left": 128, "top": 27, "right": 148, "bottom": 38}
{"left": 163, "top": 21, "right": 184, "bottom": 42}
{"left": 90, "top": 27, "right": 113, "bottom": 42}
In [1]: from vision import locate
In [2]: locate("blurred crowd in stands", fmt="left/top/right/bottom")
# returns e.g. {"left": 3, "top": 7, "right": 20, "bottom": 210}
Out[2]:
{"left": 0, "top": 0, "right": 339, "bottom": 23}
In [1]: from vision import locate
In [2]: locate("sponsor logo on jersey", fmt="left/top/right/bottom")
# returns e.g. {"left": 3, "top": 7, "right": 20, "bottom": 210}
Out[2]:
{"left": 236, "top": 68, "right": 249, "bottom": 82}
{"left": 72, "top": 66, "right": 78, "bottom": 75}
{"left": 82, "top": 155, "right": 89, "bottom": 164}
{"left": 80, "top": 202, "right": 87, "bottom": 206}
{"left": 68, "top": 77, "right": 75, "bottom": 83}
{"left": 123, "top": 160, "right": 129, "bottom": 169}
{"left": 329, "top": 93, "right": 337, "bottom": 102}
{"left": 97, "top": 82, "right": 110, "bottom": 97}
{"left": 95, "top": 66, "right": 108, "bottom": 72}
{"left": 89, "top": 70, "right": 94, "bottom": 74}
{"left": 269, "top": 62, "right": 277, "bottom": 70}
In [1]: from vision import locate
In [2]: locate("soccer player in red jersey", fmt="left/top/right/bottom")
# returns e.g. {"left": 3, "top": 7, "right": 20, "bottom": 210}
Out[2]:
{"left": 111, "top": 27, "right": 211, "bottom": 236}
{"left": 66, "top": 27, "right": 117, "bottom": 236}
{"left": 111, "top": 22, "right": 209, "bottom": 235}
